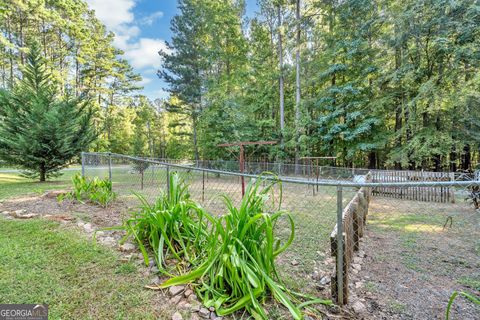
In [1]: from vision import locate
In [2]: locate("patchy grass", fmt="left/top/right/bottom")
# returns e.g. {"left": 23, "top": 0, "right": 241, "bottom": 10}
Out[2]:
{"left": 458, "top": 276, "right": 480, "bottom": 292}
{"left": 0, "top": 217, "right": 167, "bottom": 319}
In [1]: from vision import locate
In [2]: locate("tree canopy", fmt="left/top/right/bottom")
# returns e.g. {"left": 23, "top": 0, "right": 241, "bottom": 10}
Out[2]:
{"left": 1, "top": 0, "right": 479, "bottom": 171}
{"left": 0, "top": 43, "right": 95, "bottom": 180}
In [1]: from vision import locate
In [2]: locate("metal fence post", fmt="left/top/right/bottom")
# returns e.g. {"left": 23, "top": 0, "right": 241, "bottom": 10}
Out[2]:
{"left": 81, "top": 152, "right": 85, "bottom": 177}
{"left": 166, "top": 165, "right": 170, "bottom": 197}
{"left": 336, "top": 185, "right": 344, "bottom": 305}
{"left": 108, "top": 153, "right": 112, "bottom": 182}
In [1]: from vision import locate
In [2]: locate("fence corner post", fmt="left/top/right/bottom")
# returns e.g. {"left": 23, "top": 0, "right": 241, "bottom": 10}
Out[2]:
{"left": 81, "top": 152, "right": 85, "bottom": 177}
{"left": 336, "top": 185, "right": 345, "bottom": 305}
{"left": 108, "top": 152, "right": 112, "bottom": 182}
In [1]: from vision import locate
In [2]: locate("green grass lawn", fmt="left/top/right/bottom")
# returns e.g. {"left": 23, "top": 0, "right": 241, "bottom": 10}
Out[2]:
{"left": 0, "top": 218, "right": 167, "bottom": 319}
{"left": 0, "top": 170, "right": 80, "bottom": 200}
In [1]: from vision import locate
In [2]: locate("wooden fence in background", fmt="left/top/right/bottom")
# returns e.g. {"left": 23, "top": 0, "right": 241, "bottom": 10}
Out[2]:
{"left": 370, "top": 170, "right": 455, "bottom": 203}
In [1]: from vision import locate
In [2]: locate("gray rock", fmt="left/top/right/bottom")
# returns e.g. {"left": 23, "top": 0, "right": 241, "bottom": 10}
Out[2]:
{"left": 188, "top": 294, "right": 198, "bottom": 302}
{"left": 169, "top": 285, "right": 185, "bottom": 297}
{"left": 1, "top": 211, "right": 9, "bottom": 215}
{"left": 150, "top": 266, "right": 159, "bottom": 273}
{"left": 208, "top": 307, "right": 215, "bottom": 312}
{"left": 171, "top": 312, "right": 183, "bottom": 320}
{"left": 353, "top": 257, "right": 363, "bottom": 264}
{"left": 180, "top": 302, "right": 191, "bottom": 310}
{"left": 150, "top": 276, "right": 162, "bottom": 285}
{"left": 119, "top": 242, "right": 135, "bottom": 252}
{"left": 312, "top": 271, "right": 321, "bottom": 280}
{"left": 319, "top": 276, "right": 331, "bottom": 285}
{"left": 352, "top": 263, "right": 362, "bottom": 271}
{"left": 99, "top": 236, "right": 116, "bottom": 246}
{"left": 209, "top": 312, "right": 220, "bottom": 319}
{"left": 355, "top": 281, "right": 363, "bottom": 289}
{"left": 184, "top": 289, "right": 193, "bottom": 298}
{"left": 190, "top": 314, "right": 200, "bottom": 320}
{"left": 198, "top": 308, "right": 210, "bottom": 318}
{"left": 169, "top": 295, "right": 182, "bottom": 305}
{"left": 291, "top": 259, "right": 299, "bottom": 266}
{"left": 190, "top": 302, "right": 201, "bottom": 312}
{"left": 352, "top": 300, "right": 367, "bottom": 314}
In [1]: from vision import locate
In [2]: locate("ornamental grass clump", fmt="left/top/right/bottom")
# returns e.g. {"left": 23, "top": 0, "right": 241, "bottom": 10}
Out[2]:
{"left": 121, "top": 173, "right": 213, "bottom": 273}
{"left": 161, "top": 178, "right": 309, "bottom": 319}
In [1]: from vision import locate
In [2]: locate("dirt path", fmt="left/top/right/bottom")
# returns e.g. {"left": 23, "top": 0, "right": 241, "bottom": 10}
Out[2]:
{"left": 350, "top": 198, "right": 480, "bottom": 319}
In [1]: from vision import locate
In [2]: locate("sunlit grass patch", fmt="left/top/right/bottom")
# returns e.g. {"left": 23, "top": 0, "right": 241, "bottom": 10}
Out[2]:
{"left": 369, "top": 213, "right": 446, "bottom": 234}
{"left": 0, "top": 170, "right": 80, "bottom": 200}
{"left": 0, "top": 217, "right": 166, "bottom": 319}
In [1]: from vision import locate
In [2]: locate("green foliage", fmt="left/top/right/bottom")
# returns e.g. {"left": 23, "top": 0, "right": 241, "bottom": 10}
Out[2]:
{"left": 0, "top": 43, "right": 96, "bottom": 181}
{"left": 160, "top": 178, "right": 307, "bottom": 318}
{"left": 117, "top": 172, "right": 331, "bottom": 318}
{"left": 61, "top": 173, "right": 115, "bottom": 207}
{"left": 120, "top": 173, "right": 212, "bottom": 272}
{"left": 446, "top": 291, "right": 480, "bottom": 320}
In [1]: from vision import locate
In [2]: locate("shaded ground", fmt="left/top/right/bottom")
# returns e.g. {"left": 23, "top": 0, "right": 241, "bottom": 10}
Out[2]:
{"left": 352, "top": 197, "right": 480, "bottom": 319}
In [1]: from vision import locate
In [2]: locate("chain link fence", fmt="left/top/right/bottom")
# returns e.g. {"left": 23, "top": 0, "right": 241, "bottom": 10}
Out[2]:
{"left": 82, "top": 152, "right": 480, "bottom": 318}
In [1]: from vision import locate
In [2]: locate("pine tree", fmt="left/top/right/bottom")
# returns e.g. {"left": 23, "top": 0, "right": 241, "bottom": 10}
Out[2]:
{"left": 0, "top": 43, "right": 96, "bottom": 181}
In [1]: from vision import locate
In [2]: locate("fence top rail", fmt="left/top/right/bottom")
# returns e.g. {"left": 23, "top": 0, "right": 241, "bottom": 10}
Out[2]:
{"left": 82, "top": 152, "right": 480, "bottom": 188}
{"left": 85, "top": 153, "right": 465, "bottom": 175}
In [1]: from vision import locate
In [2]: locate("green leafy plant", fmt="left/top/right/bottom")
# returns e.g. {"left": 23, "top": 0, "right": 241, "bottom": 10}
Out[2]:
{"left": 160, "top": 177, "right": 331, "bottom": 319}
{"left": 446, "top": 290, "right": 480, "bottom": 320}
{"left": 120, "top": 173, "right": 213, "bottom": 273}
{"left": 60, "top": 173, "right": 116, "bottom": 207}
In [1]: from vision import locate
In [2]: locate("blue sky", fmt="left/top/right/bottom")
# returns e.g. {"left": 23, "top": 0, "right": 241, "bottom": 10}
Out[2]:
{"left": 85, "top": 0, "right": 258, "bottom": 101}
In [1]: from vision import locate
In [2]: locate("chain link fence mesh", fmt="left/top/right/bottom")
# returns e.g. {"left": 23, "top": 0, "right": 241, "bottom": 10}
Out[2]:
{"left": 82, "top": 152, "right": 480, "bottom": 318}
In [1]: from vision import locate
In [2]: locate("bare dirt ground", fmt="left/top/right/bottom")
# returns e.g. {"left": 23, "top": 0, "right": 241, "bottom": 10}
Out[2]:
{"left": 0, "top": 191, "right": 131, "bottom": 227}
{"left": 350, "top": 197, "right": 480, "bottom": 320}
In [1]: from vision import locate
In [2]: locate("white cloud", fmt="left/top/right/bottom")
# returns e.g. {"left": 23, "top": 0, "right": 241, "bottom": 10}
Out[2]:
{"left": 85, "top": 0, "right": 135, "bottom": 31}
{"left": 124, "top": 38, "right": 167, "bottom": 69}
{"left": 138, "top": 77, "right": 153, "bottom": 86}
{"left": 85, "top": 0, "right": 167, "bottom": 99}
{"left": 140, "top": 11, "right": 164, "bottom": 26}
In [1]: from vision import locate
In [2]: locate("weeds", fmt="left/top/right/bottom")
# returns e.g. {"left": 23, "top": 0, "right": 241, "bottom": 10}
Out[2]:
{"left": 59, "top": 173, "right": 116, "bottom": 207}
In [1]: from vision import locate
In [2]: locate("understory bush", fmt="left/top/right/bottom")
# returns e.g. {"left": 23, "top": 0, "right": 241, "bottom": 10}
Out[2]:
{"left": 60, "top": 173, "right": 116, "bottom": 207}
{"left": 118, "top": 173, "right": 331, "bottom": 319}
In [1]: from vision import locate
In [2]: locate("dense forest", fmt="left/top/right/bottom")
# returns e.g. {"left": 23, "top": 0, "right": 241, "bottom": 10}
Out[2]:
{"left": 1, "top": 0, "right": 480, "bottom": 170}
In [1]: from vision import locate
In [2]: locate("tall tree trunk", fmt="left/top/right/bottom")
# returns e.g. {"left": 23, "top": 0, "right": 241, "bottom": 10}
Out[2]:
{"left": 394, "top": 30, "right": 403, "bottom": 170}
{"left": 462, "top": 144, "right": 471, "bottom": 170}
{"left": 450, "top": 145, "right": 457, "bottom": 172}
{"left": 368, "top": 152, "right": 377, "bottom": 169}
{"left": 39, "top": 163, "right": 46, "bottom": 182}
{"left": 294, "top": 0, "right": 301, "bottom": 173}
{"left": 192, "top": 115, "right": 199, "bottom": 162}
{"left": 277, "top": 4, "right": 284, "bottom": 134}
